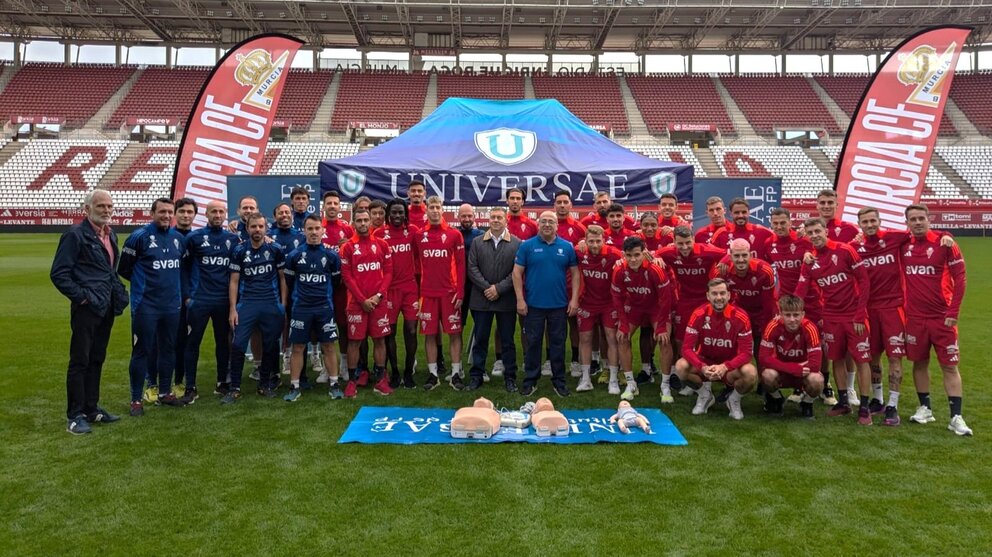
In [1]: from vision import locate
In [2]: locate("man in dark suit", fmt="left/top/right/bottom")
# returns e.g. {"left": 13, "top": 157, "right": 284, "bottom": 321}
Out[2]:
{"left": 51, "top": 189, "right": 128, "bottom": 435}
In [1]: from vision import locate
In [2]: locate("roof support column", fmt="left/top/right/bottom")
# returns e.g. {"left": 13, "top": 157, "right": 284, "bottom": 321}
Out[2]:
{"left": 361, "top": 50, "right": 368, "bottom": 71}
{"left": 64, "top": 41, "right": 71, "bottom": 65}
{"left": 687, "top": 54, "right": 693, "bottom": 74}
{"left": 166, "top": 45, "right": 173, "bottom": 68}
{"left": 13, "top": 40, "right": 21, "bottom": 67}
{"left": 781, "top": 54, "right": 786, "bottom": 76}
{"left": 115, "top": 44, "right": 122, "bottom": 67}
{"left": 734, "top": 53, "right": 739, "bottom": 76}
{"left": 828, "top": 53, "right": 834, "bottom": 76}
{"left": 501, "top": 53, "right": 506, "bottom": 71}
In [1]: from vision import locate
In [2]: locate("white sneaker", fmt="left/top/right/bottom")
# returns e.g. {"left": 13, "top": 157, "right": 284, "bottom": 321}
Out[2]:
{"left": 576, "top": 378, "right": 594, "bottom": 392}
{"left": 620, "top": 383, "right": 639, "bottom": 401}
{"left": 678, "top": 386, "right": 694, "bottom": 396}
{"left": 249, "top": 368, "right": 260, "bottom": 381}
{"left": 541, "top": 361, "right": 552, "bottom": 376}
{"left": 948, "top": 415, "right": 973, "bottom": 436}
{"left": 821, "top": 389, "right": 838, "bottom": 406}
{"left": 340, "top": 368, "right": 350, "bottom": 382}
{"left": 482, "top": 372, "right": 490, "bottom": 383}
{"left": 847, "top": 389, "right": 860, "bottom": 406}
{"left": 692, "top": 390, "right": 715, "bottom": 415}
{"left": 786, "top": 391, "right": 802, "bottom": 404}
{"left": 316, "top": 371, "right": 329, "bottom": 384}
{"left": 570, "top": 361, "right": 582, "bottom": 377}
{"left": 491, "top": 360, "right": 504, "bottom": 377}
{"left": 660, "top": 388, "right": 674, "bottom": 404}
{"left": 910, "top": 405, "right": 936, "bottom": 424}
{"left": 310, "top": 352, "right": 324, "bottom": 373}
{"left": 282, "top": 352, "right": 291, "bottom": 375}
{"left": 608, "top": 380, "right": 621, "bottom": 395}
{"left": 727, "top": 396, "right": 744, "bottom": 420}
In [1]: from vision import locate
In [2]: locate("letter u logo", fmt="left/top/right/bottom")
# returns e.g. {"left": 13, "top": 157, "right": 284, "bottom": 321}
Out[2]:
{"left": 474, "top": 128, "right": 537, "bottom": 166}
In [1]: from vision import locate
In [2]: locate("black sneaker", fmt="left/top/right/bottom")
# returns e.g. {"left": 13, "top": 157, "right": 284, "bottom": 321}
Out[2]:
{"left": 221, "top": 389, "right": 242, "bottom": 404}
{"left": 505, "top": 378, "right": 518, "bottom": 393}
{"left": 423, "top": 374, "right": 439, "bottom": 391}
{"left": 449, "top": 374, "right": 465, "bottom": 391}
{"left": 800, "top": 401, "right": 815, "bottom": 419}
{"left": 67, "top": 416, "right": 92, "bottom": 435}
{"left": 868, "top": 398, "right": 885, "bottom": 415}
{"left": 129, "top": 401, "right": 144, "bottom": 417}
{"left": 590, "top": 360, "right": 601, "bottom": 376}
{"left": 465, "top": 377, "right": 484, "bottom": 391}
{"left": 403, "top": 371, "right": 416, "bottom": 389}
{"left": 763, "top": 393, "right": 785, "bottom": 415}
{"left": 157, "top": 393, "right": 182, "bottom": 407}
{"left": 668, "top": 373, "right": 683, "bottom": 392}
{"left": 635, "top": 370, "right": 654, "bottom": 385}
{"left": 87, "top": 407, "right": 120, "bottom": 423}
{"left": 389, "top": 370, "right": 401, "bottom": 389}
{"left": 520, "top": 384, "right": 537, "bottom": 397}
{"left": 553, "top": 383, "right": 571, "bottom": 398}
{"left": 180, "top": 387, "right": 199, "bottom": 405}
{"left": 214, "top": 382, "right": 230, "bottom": 396}
{"left": 257, "top": 387, "right": 277, "bottom": 398}
{"left": 715, "top": 386, "right": 733, "bottom": 404}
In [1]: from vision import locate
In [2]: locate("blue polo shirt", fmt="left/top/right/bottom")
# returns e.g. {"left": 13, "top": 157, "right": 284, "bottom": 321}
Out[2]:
{"left": 514, "top": 234, "right": 577, "bottom": 309}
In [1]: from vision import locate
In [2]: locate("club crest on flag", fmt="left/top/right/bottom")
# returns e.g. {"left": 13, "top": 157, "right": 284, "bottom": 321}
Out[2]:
{"left": 234, "top": 48, "right": 291, "bottom": 111}
{"left": 337, "top": 169, "right": 366, "bottom": 197}
{"left": 474, "top": 128, "right": 537, "bottom": 166}
{"left": 649, "top": 172, "right": 677, "bottom": 198}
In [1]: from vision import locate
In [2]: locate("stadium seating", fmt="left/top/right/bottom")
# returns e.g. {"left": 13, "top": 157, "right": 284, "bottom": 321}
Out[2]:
{"left": 330, "top": 71, "right": 429, "bottom": 131}
{"left": 719, "top": 75, "right": 844, "bottom": 137}
{"left": 0, "top": 63, "right": 135, "bottom": 128}
{"left": 626, "top": 75, "right": 735, "bottom": 135}
{"left": 936, "top": 146, "right": 992, "bottom": 199}
{"left": 817, "top": 145, "right": 963, "bottom": 199}
{"left": 106, "top": 67, "right": 210, "bottom": 129}
{"left": 710, "top": 146, "right": 832, "bottom": 198}
{"left": 437, "top": 74, "right": 524, "bottom": 104}
{"left": 275, "top": 69, "right": 335, "bottom": 132}
{"left": 0, "top": 140, "right": 127, "bottom": 208}
{"left": 813, "top": 74, "right": 957, "bottom": 136}
{"left": 626, "top": 144, "right": 707, "bottom": 177}
{"left": 532, "top": 75, "right": 629, "bottom": 134}
{"left": 948, "top": 72, "right": 992, "bottom": 136}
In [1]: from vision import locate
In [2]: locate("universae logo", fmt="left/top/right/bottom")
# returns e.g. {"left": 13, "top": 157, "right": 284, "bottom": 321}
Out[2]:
{"left": 474, "top": 128, "right": 537, "bottom": 166}
{"left": 649, "top": 172, "right": 677, "bottom": 197}
{"left": 338, "top": 169, "right": 366, "bottom": 197}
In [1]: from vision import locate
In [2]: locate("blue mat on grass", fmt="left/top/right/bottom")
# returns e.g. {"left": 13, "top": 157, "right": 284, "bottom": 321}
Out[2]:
{"left": 338, "top": 406, "right": 687, "bottom": 445}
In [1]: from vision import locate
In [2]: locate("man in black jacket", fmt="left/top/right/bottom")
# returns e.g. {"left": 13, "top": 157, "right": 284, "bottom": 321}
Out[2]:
{"left": 466, "top": 207, "right": 521, "bottom": 392}
{"left": 51, "top": 190, "right": 128, "bottom": 434}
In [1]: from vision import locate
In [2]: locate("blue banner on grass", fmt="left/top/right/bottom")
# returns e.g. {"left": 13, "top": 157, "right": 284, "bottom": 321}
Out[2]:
{"left": 338, "top": 406, "right": 687, "bottom": 445}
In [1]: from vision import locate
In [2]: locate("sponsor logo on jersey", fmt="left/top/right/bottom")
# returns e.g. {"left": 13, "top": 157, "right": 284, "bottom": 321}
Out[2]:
{"left": 348, "top": 314, "right": 362, "bottom": 323}
{"left": 703, "top": 337, "right": 733, "bottom": 348}
{"left": 201, "top": 256, "right": 229, "bottom": 266}
{"left": 905, "top": 265, "right": 936, "bottom": 275}
{"left": 423, "top": 249, "right": 449, "bottom": 258}
{"left": 290, "top": 319, "right": 304, "bottom": 330}
{"left": 357, "top": 261, "right": 382, "bottom": 273}
{"left": 153, "top": 259, "right": 181, "bottom": 270}
{"left": 299, "top": 273, "right": 327, "bottom": 283}
{"left": 864, "top": 253, "right": 896, "bottom": 267}
{"left": 817, "top": 272, "right": 848, "bottom": 287}
{"left": 243, "top": 263, "right": 273, "bottom": 276}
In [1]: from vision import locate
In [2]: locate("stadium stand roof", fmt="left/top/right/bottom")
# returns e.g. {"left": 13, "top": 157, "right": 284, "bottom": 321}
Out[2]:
{"left": 1, "top": 0, "right": 990, "bottom": 53}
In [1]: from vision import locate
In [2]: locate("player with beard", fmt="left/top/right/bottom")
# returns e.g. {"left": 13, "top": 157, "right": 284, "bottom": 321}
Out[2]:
{"left": 676, "top": 278, "right": 757, "bottom": 420}
{"left": 637, "top": 212, "right": 668, "bottom": 251}
{"left": 602, "top": 204, "right": 632, "bottom": 249}
{"left": 374, "top": 199, "right": 421, "bottom": 389}
{"left": 654, "top": 226, "right": 727, "bottom": 402}
{"left": 406, "top": 180, "right": 428, "bottom": 228}
{"left": 657, "top": 193, "right": 685, "bottom": 238}
{"left": 369, "top": 200, "right": 387, "bottom": 230}
{"left": 795, "top": 218, "right": 873, "bottom": 425}
{"left": 710, "top": 238, "right": 778, "bottom": 353}
{"left": 580, "top": 191, "right": 637, "bottom": 231}
{"left": 506, "top": 187, "right": 538, "bottom": 240}
{"left": 339, "top": 208, "right": 393, "bottom": 398}
{"left": 321, "top": 190, "right": 355, "bottom": 382}
{"left": 223, "top": 213, "right": 287, "bottom": 404}
{"left": 724, "top": 198, "right": 774, "bottom": 261}
{"left": 181, "top": 200, "right": 238, "bottom": 404}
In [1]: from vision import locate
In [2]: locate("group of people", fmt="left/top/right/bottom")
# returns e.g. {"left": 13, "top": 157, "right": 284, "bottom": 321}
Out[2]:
{"left": 51, "top": 184, "right": 971, "bottom": 437}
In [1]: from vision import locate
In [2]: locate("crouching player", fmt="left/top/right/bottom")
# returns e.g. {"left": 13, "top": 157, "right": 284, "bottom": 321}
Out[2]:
{"left": 758, "top": 295, "right": 824, "bottom": 419}
{"left": 283, "top": 215, "right": 343, "bottom": 401}
{"left": 611, "top": 236, "right": 674, "bottom": 401}
{"left": 675, "top": 278, "right": 756, "bottom": 420}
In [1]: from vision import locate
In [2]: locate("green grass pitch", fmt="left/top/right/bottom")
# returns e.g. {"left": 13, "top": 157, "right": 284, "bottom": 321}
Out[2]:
{"left": 1, "top": 233, "right": 990, "bottom": 555}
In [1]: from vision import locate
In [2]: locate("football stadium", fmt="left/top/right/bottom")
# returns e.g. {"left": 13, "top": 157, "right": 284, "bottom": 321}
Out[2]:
{"left": 2, "top": 2, "right": 991, "bottom": 554}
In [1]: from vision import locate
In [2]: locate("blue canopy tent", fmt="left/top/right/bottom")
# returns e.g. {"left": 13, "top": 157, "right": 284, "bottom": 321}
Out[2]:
{"left": 319, "top": 98, "right": 693, "bottom": 206}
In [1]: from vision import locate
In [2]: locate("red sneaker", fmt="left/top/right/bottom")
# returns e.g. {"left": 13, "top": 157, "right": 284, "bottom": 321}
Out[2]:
{"left": 857, "top": 407, "right": 873, "bottom": 426}
{"left": 355, "top": 370, "right": 370, "bottom": 388}
{"left": 343, "top": 381, "right": 358, "bottom": 398}
{"left": 374, "top": 376, "right": 393, "bottom": 396}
